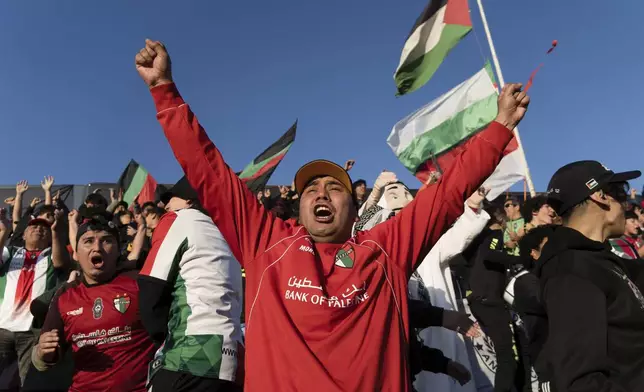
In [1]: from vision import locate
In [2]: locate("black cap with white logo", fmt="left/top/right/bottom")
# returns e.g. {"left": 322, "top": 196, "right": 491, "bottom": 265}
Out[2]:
{"left": 547, "top": 160, "right": 640, "bottom": 215}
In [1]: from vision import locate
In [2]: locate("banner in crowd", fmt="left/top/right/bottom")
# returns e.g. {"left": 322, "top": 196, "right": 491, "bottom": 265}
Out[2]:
{"left": 237, "top": 121, "right": 297, "bottom": 194}
{"left": 387, "top": 64, "right": 525, "bottom": 200}
{"left": 394, "top": 0, "right": 472, "bottom": 95}
{"left": 117, "top": 160, "right": 164, "bottom": 206}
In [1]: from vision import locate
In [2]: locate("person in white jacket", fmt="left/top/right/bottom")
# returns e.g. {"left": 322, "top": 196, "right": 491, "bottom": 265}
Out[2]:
{"left": 356, "top": 172, "right": 490, "bottom": 392}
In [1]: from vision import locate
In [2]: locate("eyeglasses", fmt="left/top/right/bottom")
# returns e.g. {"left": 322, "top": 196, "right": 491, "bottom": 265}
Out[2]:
{"left": 504, "top": 203, "right": 516, "bottom": 208}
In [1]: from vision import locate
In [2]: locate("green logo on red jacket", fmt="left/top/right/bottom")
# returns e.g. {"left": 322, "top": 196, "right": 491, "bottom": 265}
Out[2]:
{"left": 335, "top": 244, "right": 355, "bottom": 268}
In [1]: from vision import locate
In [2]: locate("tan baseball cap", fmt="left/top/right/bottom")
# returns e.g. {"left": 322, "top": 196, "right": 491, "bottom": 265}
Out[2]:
{"left": 294, "top": 160, "right": 353, "bottom": 195}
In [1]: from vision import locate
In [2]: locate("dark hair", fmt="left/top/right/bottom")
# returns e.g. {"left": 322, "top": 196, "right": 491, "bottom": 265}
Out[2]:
{"left": 85, "top": 193, "right": 108, "bottom": 208}
{"left": 115, "top": 201, "right": 129, "bottom": 210}
{"left": 519, "top": 225, "right": 556, "bottom": 264}
{"left": 36, "top": 204, "right": 56, "bottom": 217}
{"left": 141, "top": 201, "right": 157, "bottom": 210}
{"left": 520, "top": 195, "right": 550, "bottom": 222}
{"left": 625, "top": 210, "right": 638, "bottom": 221}
{"left": 352, "top": 179, "right": 367, "bottom": 189}
{"left": 76, "top": 216, "right": 120, "bottom": 246}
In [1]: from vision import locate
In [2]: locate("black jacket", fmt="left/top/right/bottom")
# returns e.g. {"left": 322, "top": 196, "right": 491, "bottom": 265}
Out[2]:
{"left": 534, "top": 226, "right": 644, "bottom": 392}
{"left": 468, "top": 228, "right": 523, "bottom": 302}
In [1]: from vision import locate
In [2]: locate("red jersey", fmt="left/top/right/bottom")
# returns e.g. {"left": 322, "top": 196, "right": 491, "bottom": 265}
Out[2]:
{"left": 41, "top": 272, "right": 155, "bottom": 392}
{"left": 151, "top": 83, "right": 513, "bottom": 391}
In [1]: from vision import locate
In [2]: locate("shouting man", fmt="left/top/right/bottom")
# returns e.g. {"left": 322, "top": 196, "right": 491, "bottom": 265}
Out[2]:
{"left": 32, "top": 216, "right": 155, "bottom": 391}
{"left": 135, "top": 39, "right": 530, "bottom": 391}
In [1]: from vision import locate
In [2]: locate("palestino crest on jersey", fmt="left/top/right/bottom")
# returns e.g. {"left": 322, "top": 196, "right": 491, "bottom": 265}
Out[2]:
{"left": 93, "top": 298, "right": 104, "bottom": 319}
{"left": 334, "top": 244, "right": 355, "bottom": 268}
{"left": 113, "top": 293, "right": 131, "bottom": 314}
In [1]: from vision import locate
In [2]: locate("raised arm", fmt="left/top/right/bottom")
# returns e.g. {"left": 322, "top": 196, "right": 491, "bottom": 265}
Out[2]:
{"left": 367, "top": 84, "right": 529, "bottom": 277}
{"left": 125, "top": 213, "right": 148, "bottom": 266}
{"left": 136, "top": 39, "right": 288, "bottom": 264}
{"left": 50, "top": 210, "right": 71, "bottom": 270}
{"left": 41, "top": 176, "right": 54, "bottom": 205}
{"left": 13, "top": 180, "right": 29, "bottom": 231}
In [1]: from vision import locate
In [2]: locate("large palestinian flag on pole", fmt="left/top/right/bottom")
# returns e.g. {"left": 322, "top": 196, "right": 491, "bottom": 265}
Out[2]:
{"left": 118, "top": 160, "right": 162, "bottom": 206}
{"left": 388, "top": 64, "right": 526, "bottom": 200}
{"left": 394, "top": 0, "right": 472, "bottom": 96}
{"left": 238, "top": 121, "right": 297, "bottom": 194}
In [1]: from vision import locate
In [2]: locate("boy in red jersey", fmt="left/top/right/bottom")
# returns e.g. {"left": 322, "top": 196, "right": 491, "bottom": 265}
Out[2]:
{"left": 31, "top": 216, "right": 155, "bottom": 392}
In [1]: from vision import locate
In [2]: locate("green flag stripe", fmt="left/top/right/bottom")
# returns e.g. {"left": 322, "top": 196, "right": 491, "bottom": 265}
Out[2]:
{"left": 395, "top": 23, "right": 472, "bottom": 96}
{"left": 238, "top": 144, "right": 291, "bottom": 179}
{"left": 122, "top": 166, "right": 149, "bottom": 205}
{"left": 396, "top": 92, "right": 498, "bottom": 172}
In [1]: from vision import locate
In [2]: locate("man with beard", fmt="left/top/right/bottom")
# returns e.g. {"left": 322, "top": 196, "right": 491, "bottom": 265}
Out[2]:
{"left": 31, "top": 216, "right": 155, "bottom": 391}
{"left": 0, "top": 209, "right": 69, "bottom": 386}
{"left": 136, "top": 39, "right": 529, "bottom": 391}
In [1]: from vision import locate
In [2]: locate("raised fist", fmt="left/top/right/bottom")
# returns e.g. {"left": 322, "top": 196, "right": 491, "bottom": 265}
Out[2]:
{"left": 135, "top": 39, "right": 173, "bottom": 88}
{"left": 344, "top": 160, "right": 355, "bottom": 172}
{"left": 495, "top": 83, "right": 530, "bottom": 130}
{"left": 16, "top": 180, "right": 28, "bottom": 195}
{"left": 466, "top": 187, "right": 489, "bottom": 210}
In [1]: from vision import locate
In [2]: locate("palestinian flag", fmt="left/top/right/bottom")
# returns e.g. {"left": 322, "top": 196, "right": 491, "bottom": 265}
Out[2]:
{"left": 118, "top": 160, "right": 162, "bottom": 206}
{"left": 238, "top": 121, "right": 297, "bottom": 194}
{"left": 387, "top": 64, "right": 526, "bottom": 201}
{"left": 394, "top": 0, "right": 472, "bottom": 96}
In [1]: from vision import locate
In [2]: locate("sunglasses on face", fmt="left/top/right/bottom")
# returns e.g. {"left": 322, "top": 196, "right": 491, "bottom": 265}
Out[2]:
{"left": 504, "top": 203, "right": 517, "bottom": 208}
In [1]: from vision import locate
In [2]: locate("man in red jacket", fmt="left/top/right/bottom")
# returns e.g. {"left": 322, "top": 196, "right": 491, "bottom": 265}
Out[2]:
{"left": 135, "top": 39, "right": 530, "bottom": 392}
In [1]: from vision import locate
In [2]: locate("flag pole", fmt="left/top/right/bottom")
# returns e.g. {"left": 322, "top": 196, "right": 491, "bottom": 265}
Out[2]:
{"left": 475, "top": 0, "right": 536, "bottom": 197}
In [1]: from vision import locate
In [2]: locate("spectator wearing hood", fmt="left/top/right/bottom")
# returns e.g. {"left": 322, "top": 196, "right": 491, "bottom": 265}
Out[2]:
{"left": 535, "top": 161, "right": 644, "bottom": 392}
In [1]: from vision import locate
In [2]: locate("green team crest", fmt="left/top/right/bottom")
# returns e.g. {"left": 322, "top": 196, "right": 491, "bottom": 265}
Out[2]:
{"left": 113, "top": 294, "right": 131, "bottom": 314}
{"left": 335, "top": 244, "right": 355, "bottom": 268}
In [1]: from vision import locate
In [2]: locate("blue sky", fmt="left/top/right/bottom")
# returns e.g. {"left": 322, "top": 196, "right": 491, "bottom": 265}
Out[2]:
{"left": 0, "top": 0, "right": 641, "bottom": 193}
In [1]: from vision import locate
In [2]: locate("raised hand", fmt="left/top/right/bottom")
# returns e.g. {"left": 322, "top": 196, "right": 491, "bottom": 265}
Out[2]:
{"left": 278, "top": 185, "right": 290, "bottom": 196}
{"left": 135, "top": 39, "right": 173, "bottom": 88}
{"left": 630, "top": 188, "right": 638, "bottom": 199}
{"left": 4, "top": 197, "right": 15, "bottom": 207}
{"left": 53, "top": 190, "right": 61, "bottom": 203}
{"left": 344, "top": 160, "right": 355, "bottom": 172}
{"left": 51, "top": 209, "right": 64, "bottom": 231}
{"left": 374, "top": 170, "right": 398, "bottom": 190}
{"left": 466, "top": 187, "right": 489, "bottom": 210}
{"left": 41, "top": 176, "right": 55, "bottom": 191}
{"left": 264, "top": 188, "right": 272, "bottom": 198}
{"left": 16, "top": 180, "right": 29, "bottom": 195}
{"left": 109, "top": 188, "right": 116, "bottom": 202}
{"left": 495, "top": 83, "right": 530, "bottom": 130}
{"left": 30, "top": 197, "right": 42, "bottom": 208}
{"left": 68, "top": 210, "right": 80, "bottom": 227}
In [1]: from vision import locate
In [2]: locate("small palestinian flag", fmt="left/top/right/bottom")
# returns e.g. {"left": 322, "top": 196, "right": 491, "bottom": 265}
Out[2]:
{"left": 118, "top": 160, "right": 162, "bottom": 206}
{"left": 394, "top": 0, "right": 472, "bottom": 95}
{"left": 238, "top": 121, "right": 297, "bottom": 194}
